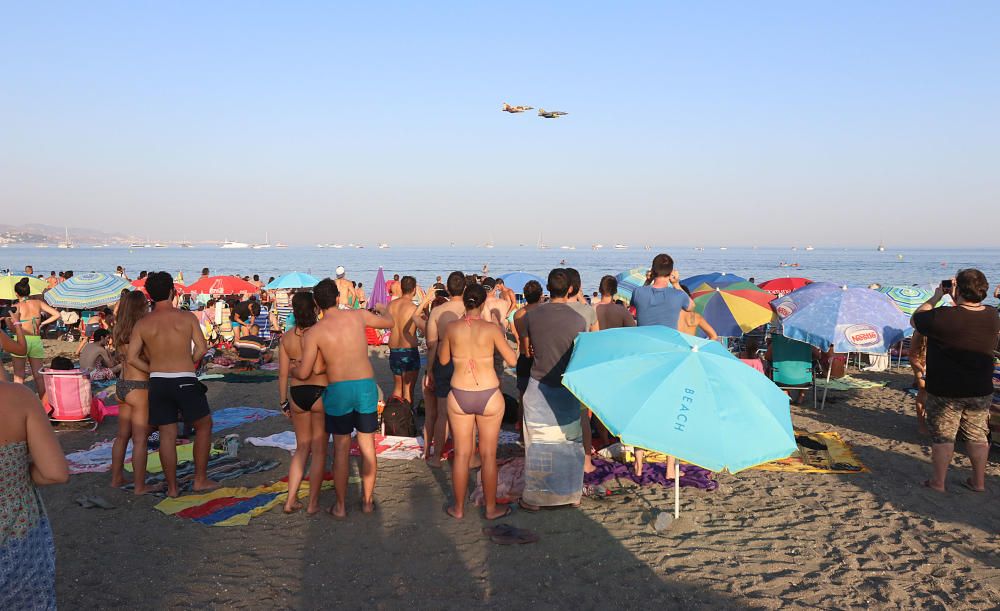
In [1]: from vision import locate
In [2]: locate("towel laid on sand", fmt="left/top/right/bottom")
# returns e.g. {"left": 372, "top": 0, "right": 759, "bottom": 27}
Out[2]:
{"left": 246, "top": 431, "right": 424, "bottom": 460}
{"left": 815, "top": 375, "right": 887, "bottom": 391}
{"left": 753, "top": 431, "right": 868, "bottom": 473}
{"left": 211, "top": 407, "right": 282, "bottom": 432}
{"left": 584, "top": 456, "right": 719, "bottom": 491}
{"left": 124, "top": 444, "right": 223, "bottom": 473}
{"left": 122, "top": 455, "right": 280, "bottom": 495}
{"left": 246, "top": 431, "right": 298, "bottom": 453}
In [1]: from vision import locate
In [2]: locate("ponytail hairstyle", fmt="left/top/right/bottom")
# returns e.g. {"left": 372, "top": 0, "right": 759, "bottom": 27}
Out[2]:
{"left": 463, "top": 283, "right": 487, "bottom": 311}
{"left": 14, "top": 277, "right": 31, "bottom": 298}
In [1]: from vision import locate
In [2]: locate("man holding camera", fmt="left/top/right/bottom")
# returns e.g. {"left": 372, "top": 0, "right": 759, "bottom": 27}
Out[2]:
{"left": 912, "top": 269, "right": 1000, "bottom": 493}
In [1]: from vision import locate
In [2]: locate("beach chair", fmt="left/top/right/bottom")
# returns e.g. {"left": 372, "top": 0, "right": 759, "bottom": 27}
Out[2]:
{"left": 770, "top": 334, "right": 817, "bottom": 409}
{"left": 41, "top": 368, "right": 93, "bottom": 421}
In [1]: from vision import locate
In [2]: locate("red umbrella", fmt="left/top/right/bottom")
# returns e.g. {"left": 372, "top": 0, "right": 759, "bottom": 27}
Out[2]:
{"left": 757, "top": 277, "right": 812, "bottom": 298}
{"left": 184, "top": 276, "right": 258, "bottom": 296}
{"left": 131, "top": 276, "right": 186, "bottom": 297}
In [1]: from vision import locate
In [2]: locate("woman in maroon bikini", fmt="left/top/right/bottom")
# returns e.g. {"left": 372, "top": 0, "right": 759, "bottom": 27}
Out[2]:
{"left": 439, "top": 283, "right": 517, "bottom": 520}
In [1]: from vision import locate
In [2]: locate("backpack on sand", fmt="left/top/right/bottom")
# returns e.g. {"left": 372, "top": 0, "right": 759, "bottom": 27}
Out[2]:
{"left": 381, "top": 398, "right": 417, "bottom": 437}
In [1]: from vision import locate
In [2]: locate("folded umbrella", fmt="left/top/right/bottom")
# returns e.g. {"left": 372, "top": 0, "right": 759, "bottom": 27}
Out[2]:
{"left": 370, "top": 267, "right": 389, "bottom": 309}
{"left": 44, "top": 273, "right": 131, "bottom": 309}
{"left": 563, "top": 327, "right": 795, "bottom": 517}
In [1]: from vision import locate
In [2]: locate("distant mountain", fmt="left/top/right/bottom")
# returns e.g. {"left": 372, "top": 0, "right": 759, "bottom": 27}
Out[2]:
{"left": 0, "top": 223, "right": 138, "bottom": 245}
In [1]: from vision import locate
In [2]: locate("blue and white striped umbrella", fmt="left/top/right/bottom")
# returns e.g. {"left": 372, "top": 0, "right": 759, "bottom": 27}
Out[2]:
{"left": 875, "top": 285, "right": 934, "bottom": 315}
{"left": 44, "top": 272, "right": 131, "bottom": 309}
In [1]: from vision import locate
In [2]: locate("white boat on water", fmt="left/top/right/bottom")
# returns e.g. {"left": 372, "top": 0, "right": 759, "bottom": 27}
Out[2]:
{"left": 221, "top": 240, "right": 250, "bottom": 249}
{"left": 57, "top": 227, "right": 74, "bottom": 249}
{"left": 252, "top": 233, "right": 272, "bottom": 249}
{"left": 877, "top": 242, "right": 886, "bottom": 252}
{"left": 378, "top": 243, "right": 390, "bottom": 249}
{"left": 178, "top": 242, "right": 193, "bottom": 248}
{"left": 592, "top": 244, "right": 604, "bottom": 250}
{"left": 719, "top": 247, "right": 728, "bottom": 251}
{"left": 332, "top": 244, "right": 343, "bottom": 249}
{"left": 274, "top": 242, "right": 288, "bottom": 249}
{"left": 36, "top": 244, "right": 50, "bottom": 248}
{"left": 614, "top": 244, "right": 628, "bottom": 250}
{"left": 153, "top": 243, "right": 168, "bottom": 248}
{"left": 805, "top": 245, "right": 814, "bottom": 251}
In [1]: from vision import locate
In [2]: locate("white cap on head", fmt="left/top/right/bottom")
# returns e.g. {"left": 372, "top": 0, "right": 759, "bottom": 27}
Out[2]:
{"left": 335, "top": 266, "right": 346, "bottom": 278}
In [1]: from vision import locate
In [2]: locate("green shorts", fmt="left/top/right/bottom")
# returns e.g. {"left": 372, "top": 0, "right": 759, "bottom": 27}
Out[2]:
{"left": 11, "top": 335, "right": 45, "bottom": 359}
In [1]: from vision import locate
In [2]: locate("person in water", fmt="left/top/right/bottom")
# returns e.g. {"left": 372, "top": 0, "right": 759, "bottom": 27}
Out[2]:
{"left": 278, "top": 292, "right": 329, "bottom": 515}
{"left": 294, "top": 279, "right": 393, "bottom": 517}
{"left": 439, "top": 283, "right": 517, "bottom": 520}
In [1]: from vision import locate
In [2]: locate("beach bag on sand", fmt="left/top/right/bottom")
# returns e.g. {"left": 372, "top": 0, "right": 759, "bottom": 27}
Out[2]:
{"left": 381, "top": 399, "right": 416, "bottom": 437}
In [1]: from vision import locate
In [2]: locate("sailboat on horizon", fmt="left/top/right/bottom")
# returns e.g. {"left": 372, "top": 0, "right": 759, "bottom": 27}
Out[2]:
{"left": 57, "top": 227, "right": 74, "bottom": 249}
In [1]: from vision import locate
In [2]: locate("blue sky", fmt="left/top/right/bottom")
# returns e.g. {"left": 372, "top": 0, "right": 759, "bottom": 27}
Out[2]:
{"left": 2, "top": 2, "right": 998, "bottom": 246}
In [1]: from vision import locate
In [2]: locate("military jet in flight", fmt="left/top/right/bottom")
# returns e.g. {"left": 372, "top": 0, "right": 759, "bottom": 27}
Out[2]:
{"left": 538, "top": 108, "right": 568, "bottom": 119}
{"left": 502, "top": 103, "right": 534, "bottom": 113}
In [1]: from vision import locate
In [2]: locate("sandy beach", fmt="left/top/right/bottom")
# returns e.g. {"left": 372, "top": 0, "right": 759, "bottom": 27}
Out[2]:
{"left": 26, "top": 339, "right": 998, "bottom": 609}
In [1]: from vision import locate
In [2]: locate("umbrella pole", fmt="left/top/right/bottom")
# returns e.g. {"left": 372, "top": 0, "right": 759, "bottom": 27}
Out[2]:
{"left": 820, "top": 367, "right": 831, "bottom": 409}
{"left": 674, "top": 462, "right": 680, "bottom": 519}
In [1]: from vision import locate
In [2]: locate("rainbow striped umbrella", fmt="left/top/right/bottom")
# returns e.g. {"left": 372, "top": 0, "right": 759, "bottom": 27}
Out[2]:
{"left": 681, "top": 272, "right": 747, "bottom": 291}
{"left": 614, "top": 268, "right": 647, "bottom": 301}
{"left": 691, "top": 281, "right": 775, "bottom": 337}
{"left": 875, "top": 286, "right": 934, "bottom": 315}
{"left": 44, "top": 272, "right": 131, "bottom": 309}
{"left": 0, "top": 275, "right": 47, "bottom": 300}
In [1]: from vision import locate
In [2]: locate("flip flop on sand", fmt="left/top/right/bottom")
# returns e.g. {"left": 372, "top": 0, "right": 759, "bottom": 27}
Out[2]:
{"left": 74, "top": 496, "right": 96, "bottom": 509}
{"left": 87, "top": 495, "right": 116, "bottom": 509}
{"left": 484, "top": 505, "right": 514, "bottom": 521}
{"left": 517, "top": 499, "right": 540, "bottom": 512}
{"left": 961, "top": 478, "right": 985, "bottom": 493}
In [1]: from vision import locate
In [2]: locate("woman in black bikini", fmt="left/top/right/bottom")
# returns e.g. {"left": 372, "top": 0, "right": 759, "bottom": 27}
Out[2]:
{"left": 439, "top": 283, "right": 517, "bottom": 520}
{"left": 111, "top": 291, "right": 150, "bottom": 489}
{"left": 278, "top": 292, "right": 328, "bottom": 514}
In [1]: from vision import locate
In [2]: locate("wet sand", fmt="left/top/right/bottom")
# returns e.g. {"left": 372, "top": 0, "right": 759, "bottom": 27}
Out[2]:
{"left": 27, "top": 343, "right": 1000, "bottom": 609}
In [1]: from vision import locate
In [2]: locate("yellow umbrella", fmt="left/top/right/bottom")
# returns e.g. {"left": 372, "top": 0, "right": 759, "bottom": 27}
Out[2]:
{"left": 0, "top": 275, "right": 47, "bottom": 300}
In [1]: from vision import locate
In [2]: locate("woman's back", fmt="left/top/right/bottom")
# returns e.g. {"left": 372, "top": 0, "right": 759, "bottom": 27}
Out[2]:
{"left": 281, "top": 327, "right": 327, "bottom": 386}
{"left": 448, "top": 319, "right": 501, "bottom": 388}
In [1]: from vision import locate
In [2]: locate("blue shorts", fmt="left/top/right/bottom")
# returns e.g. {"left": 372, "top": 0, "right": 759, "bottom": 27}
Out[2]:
{"left": 389, "top": 347, "right": 420, "bottom": 375}
{"left": 324, "top": 378, "right": 379, "bottom": 436}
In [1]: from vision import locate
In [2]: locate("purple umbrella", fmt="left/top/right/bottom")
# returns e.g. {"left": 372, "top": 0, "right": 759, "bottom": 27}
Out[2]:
{"left": 370, "top": 266, "right": 390, "bottom": 309}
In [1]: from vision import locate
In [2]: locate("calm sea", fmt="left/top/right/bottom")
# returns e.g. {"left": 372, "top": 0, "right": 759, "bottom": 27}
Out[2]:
{"left": 3, "top": 245, "right": 999, "bottom": 303}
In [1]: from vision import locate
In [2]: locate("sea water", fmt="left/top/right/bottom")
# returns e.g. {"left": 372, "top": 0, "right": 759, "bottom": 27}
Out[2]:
{"left": 2, "top": 246, "right": 999, "bottom": 303}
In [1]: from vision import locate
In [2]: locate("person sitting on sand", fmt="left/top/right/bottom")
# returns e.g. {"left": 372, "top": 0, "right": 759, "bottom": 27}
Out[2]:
{"left": 387, "top": 276, "right": 421, "bottom": 404}
{"left": 234, "top": 324, "right": 273, "bottom": 365}
{"left": 439, "top": 283, "right": 517, "bottom": 520}
{"left": 278, "top": 291, "right": 328, "bottom": 515}
{"left": 110, "top": 291, "right": 150, "bottom": 489}
{"left": 127, "top": 272, "right": 218, "bottom": 497}
{"left": 294, "top": 279, "right": 393, "bottom": 517}
{"left": 912, "top": 269, "right": 999, "bottom": 493}
{"left": 79, "top": 328, "right": 121, "bottom": 380}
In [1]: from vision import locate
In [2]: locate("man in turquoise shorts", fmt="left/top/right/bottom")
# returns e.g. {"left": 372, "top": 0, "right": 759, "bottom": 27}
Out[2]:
{"left": 294, "top": 278, "right": 393, "bottom": 518}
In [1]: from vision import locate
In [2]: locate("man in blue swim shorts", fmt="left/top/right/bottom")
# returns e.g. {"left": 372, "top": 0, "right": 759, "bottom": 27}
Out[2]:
{"left": 386, "top": 276, "right": 423, "bottom": 404}
{"left": 295, "top": 278, "right": 394, "bottom": 518}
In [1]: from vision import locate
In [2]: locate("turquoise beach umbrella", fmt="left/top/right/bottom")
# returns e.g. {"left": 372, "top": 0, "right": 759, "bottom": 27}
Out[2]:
{"left": 562, "top": 327, "right": 795, "bottom": 474}
{"left": 266, "top": 272, "right": 319, "bottom": 290}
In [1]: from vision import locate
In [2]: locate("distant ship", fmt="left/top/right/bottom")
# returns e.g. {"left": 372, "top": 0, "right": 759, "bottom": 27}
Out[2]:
{"left": 252, "top": 233, "right": 272, "bottom": 249}
{"left": 614, "top": 244, "right": 628, "bottom": 250}
{"left": 153, "top": 243, "right": 168, "bottom": 248}
{"left": 274, "top": 242, "right": 288, "bottom": 249}
{"left": 57, "top": 227, "right": 74, "bottom": 249}
{"left": 694, "top": 247, "right": 704, "bottom": 252}
{"left": 805, "top": 245, "right": 814, "bottom": 251}
{"left": 644, "top": 245, "right": 651, "bottom": 251}
{"left": 559, "top": 245, "right": 575, "bottom": 250}
{"left": 178, "top": 242, "right": 193, "bottom": 248}
{"left": 221, "top": 240, "right": 250, "bottom": 249}
{"left": 719, "top": 247, "right": 728, "bottom": 251}
{"left": 877, "top": 243, "right": 886, "bottom": 252}
{"left": 537, "top": 234, "right": 549, "bottom": 250}
{"left": 36, "top": 243, "right": 50, "bottom": 248}
{"left": 129, "top": 242, "right": 147, "bottom": 249}
{"left": 592, "top": 244, "right": 603, "bottom": 250}
{"left": 332, "top": 244, "right": 343, "bottom": 249}
{"left": 378, "top": 243, "right": 390, "bottom": 249}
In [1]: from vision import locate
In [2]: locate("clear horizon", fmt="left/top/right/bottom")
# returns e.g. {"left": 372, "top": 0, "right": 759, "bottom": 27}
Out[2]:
{"left": 2, "top": 3, "right": 999, "bottom": 246}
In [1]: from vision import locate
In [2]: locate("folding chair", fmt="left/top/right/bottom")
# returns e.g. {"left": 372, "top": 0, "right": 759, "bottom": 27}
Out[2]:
{"left": 770, "top": 334, "right": 818, "bottom": 409}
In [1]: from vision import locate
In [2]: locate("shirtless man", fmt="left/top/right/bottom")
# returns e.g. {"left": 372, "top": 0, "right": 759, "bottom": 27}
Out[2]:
{"left": 494, "top": 278, "right": 517, "bottom": 312}
{"left": 479, "top": 278, "right": 512, "bottom": 330}
{"left": 294, "top": 278, "right": 393, "bottom": 517}
{"left": 10, "top": 278, "right": 60, "bottom": 399}
{"left": 512, "top": 280, "right": 544, "bottom": 435}
{"left": 388, "top": 274, "right": 402, "bottom": 300}
{"left": 423, "top": 271, "right": 467, "bottom": 467}
{"left": 387, "top": 276, "right": 421, "bottom": 403}
{"left": 334, "top": 266, "right": 360, "bottom": 309}
{"left": 127, "top": 272, "right": 217, "bottom": 497}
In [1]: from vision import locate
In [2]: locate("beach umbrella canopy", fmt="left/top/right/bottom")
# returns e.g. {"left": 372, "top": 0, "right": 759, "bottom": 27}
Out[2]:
{"left": 770, "top": 282, "right": 842, "bottom": 318}
{"left": 497, "top": 272, "right": 545, "bottom": 295}
{"left": 370, "top": 267, "right": 390, "bottom": 309}
{"left": 758, "top": 277, "right": 812, "bottom": 298}
{"left": 780, "top": 286, "right": 912, "bottom": 353}
{"left": 690, "top": 282, "right": 775, "bottom": 336}
{"left": 680, "top": 272, "right": 747, "bottom": 290}
{"left": 184, "top": 276, "right": 259, "bottom": 297}
{"left": 265, "top": 272, "right": 319, "bottom": 290}
{"left": 131, "top": 276, "right": 186, "bottom": 298}
{"left": 562, "top": 326, "right": 796, "bottom": 474}
{"left": 875, "top": 285, "right": 935, "bottom": 315}
{"left": 44, "top": 272, "right": 131, "bottom": 309}
{"left": 0, "top": 275, "right": 47, "bottom": 300}
{"left": 614, "top": 268, "right": 647, "bottom": 302}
